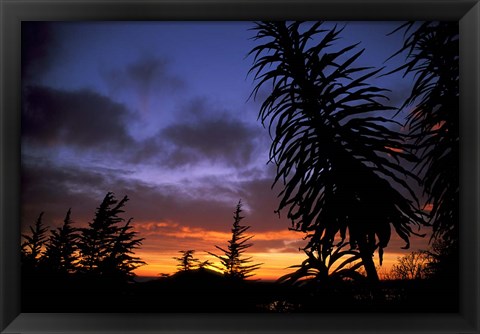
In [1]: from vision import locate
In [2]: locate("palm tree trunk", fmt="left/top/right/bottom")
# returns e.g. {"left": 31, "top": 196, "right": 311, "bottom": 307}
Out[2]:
{"left": 359, "top": 246, "right": 379, "bottom": 284}
{"left": 358, "top": 236, "right": 383, "bottom": 302}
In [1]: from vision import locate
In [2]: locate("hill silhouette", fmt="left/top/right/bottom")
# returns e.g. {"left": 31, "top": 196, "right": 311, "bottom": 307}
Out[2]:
{"left": 132, "top": 268, "right": 288, "bottom": 312}
{"left": 22, "top": 266, "right": 458, "bottom": 313}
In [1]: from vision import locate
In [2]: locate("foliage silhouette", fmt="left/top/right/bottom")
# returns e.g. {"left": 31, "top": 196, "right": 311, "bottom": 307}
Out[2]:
{"left": 21, "top": 192, "right": 147, "bottom": 312}
{"left": 98, "top": 218, "right": 146, "bottom": 282}
{"left": 424, "top": 237, "right": 458, "bottom": 282}
{"left": 19, "top": 192, "right": 456, "bottom": 312}
{"left": 43, "top": 208, "right": 80, "bottom": 274}
{"left": 173, "top": 250, "right": 200, "bottom": 271}
{"left": 277, "top": 241, "right": 368, "bottom": 309}
{"left": 208, "top": 200, "right": 262, "bottom": 279}
{"left": 248, "top": 21, "right": 425, "bottom": 285}
{"left": 389, "top": 250, "right": 431, "bottom": 280}
{"left": 278, "top": 241, "right": 364, "bottom": 286}
{"left": 386, "top": 21, "right": 459, "bottom": 269}
{"left": 78, "top": 192, "right": 145, "bottom": 281}
{"left": 21, "top": 211, "right": 49, "bottom": 271}
{"left": 384, "top": 23, "right": 459, "bottom": 305}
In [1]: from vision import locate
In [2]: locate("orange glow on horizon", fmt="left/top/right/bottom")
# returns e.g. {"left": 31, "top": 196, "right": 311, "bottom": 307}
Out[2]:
{"left": 130, "top": 216, "right": 431, "bottom": 281}
{"left": 133, "top": 250, "right": 410, "bottom": 281}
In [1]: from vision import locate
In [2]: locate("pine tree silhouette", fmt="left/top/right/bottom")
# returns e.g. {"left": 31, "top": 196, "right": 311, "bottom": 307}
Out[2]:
{"left": 43, "top": 208, "right": 80, "bottom": 274}
{"left": 78, "top": 193, "right": 125, "bottom": 273}
{"left": 21, "top": 212, "right": 49, "bottom": 270}
{"left": 173, "top": 250, "right": 200, "bottom": 272}
{"left": 99, "top": 218, "right": 146, "bottom": 281}
{"left": 209, "top": 200, "right": 262, "bottom": 279}
{"left": 78, "top": 192, "right": 145, "bottom": 281}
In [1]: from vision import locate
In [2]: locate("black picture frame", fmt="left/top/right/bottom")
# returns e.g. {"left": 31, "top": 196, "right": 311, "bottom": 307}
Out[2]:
{"left": 1, "top": 0, "right": 479, "bottom": 333}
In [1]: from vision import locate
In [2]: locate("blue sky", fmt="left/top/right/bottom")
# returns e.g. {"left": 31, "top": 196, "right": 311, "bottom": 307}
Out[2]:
{"left": 21, "top": 21, "right": 429, "bottom": 278}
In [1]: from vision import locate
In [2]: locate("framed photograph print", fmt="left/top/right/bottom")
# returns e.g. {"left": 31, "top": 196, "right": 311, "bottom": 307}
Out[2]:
{"left": 1, "top": 0, "right": 479, "bottom": 333}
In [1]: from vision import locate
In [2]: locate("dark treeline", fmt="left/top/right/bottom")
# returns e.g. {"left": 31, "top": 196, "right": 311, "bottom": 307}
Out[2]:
{"left": 21, "top": 192, "right": 146, "bottom": 312}
{"left": 21, "top": 195, "right": 269, "bottom": 312}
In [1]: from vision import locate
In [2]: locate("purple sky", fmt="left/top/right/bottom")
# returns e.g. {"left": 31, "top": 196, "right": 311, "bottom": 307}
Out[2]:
{"left": 21, "top": 21, "right": 430, "bottom": 278}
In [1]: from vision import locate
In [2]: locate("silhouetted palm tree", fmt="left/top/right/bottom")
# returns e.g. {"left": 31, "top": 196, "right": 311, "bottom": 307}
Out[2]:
{"left": 248, "top": 22, "right": 425, "bottom": 285}
{"left": 386, "top": 21, "right": 459, "bottom": 248}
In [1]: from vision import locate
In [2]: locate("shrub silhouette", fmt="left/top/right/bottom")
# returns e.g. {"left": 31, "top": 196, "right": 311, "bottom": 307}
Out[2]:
{"left": 389, "top": 251, "right": 431, "bottom": 280}
{"left": 278, "top": 241, "right": 365, "bottom": 286}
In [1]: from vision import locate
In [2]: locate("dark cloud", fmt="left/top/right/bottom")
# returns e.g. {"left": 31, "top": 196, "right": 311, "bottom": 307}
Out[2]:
{"left": 160, "top": 97, "right": 267, "bottom": 167}
{"left": 127, "top": 136, "right": 166, "bottom": 164}
{"left": 22, "top": 85, "right": 135, "bottom": 151}
{"left": 22, "top": 22, "right": 62, "bottom": 83}
{"left": 162, "top": 119, "right": 257, "bottom": 166}
{"left": 20, "top": 170, "right": 97, "bottom": 229}
{"left": 21, "top": 157, "right": 172, "bottom": 227}
{"left": 21, "top": 83, "right": 267, "bottom": 169}
{"left": 21, "top": 158, "right": 135, "bottom": 230}
{"left": 101, "top": 56, "right": 185, "bottom": 114}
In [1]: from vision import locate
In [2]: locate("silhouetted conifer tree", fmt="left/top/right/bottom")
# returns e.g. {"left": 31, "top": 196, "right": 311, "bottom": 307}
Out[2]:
{"left": 21, "top": 212, "right": 49, "bottom": 270}
{"left": 173, "top": 250, "right": 200, "bottom": 272}
{"left": 99, "top": 218, "right": 146, "bottom": 281}
{"left": 43, "top": 208, "right": 80, "bottom": 274}
{"left": 78, "top": 192, "right": 145, "bottom": 281}
{"left": 209, "top": 200, "right": 262, "bottom": 279}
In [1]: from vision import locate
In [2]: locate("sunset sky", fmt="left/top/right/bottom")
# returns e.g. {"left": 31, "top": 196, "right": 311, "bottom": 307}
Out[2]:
{"left": 21, "top": 21, "right": 431, "bottom": 280}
